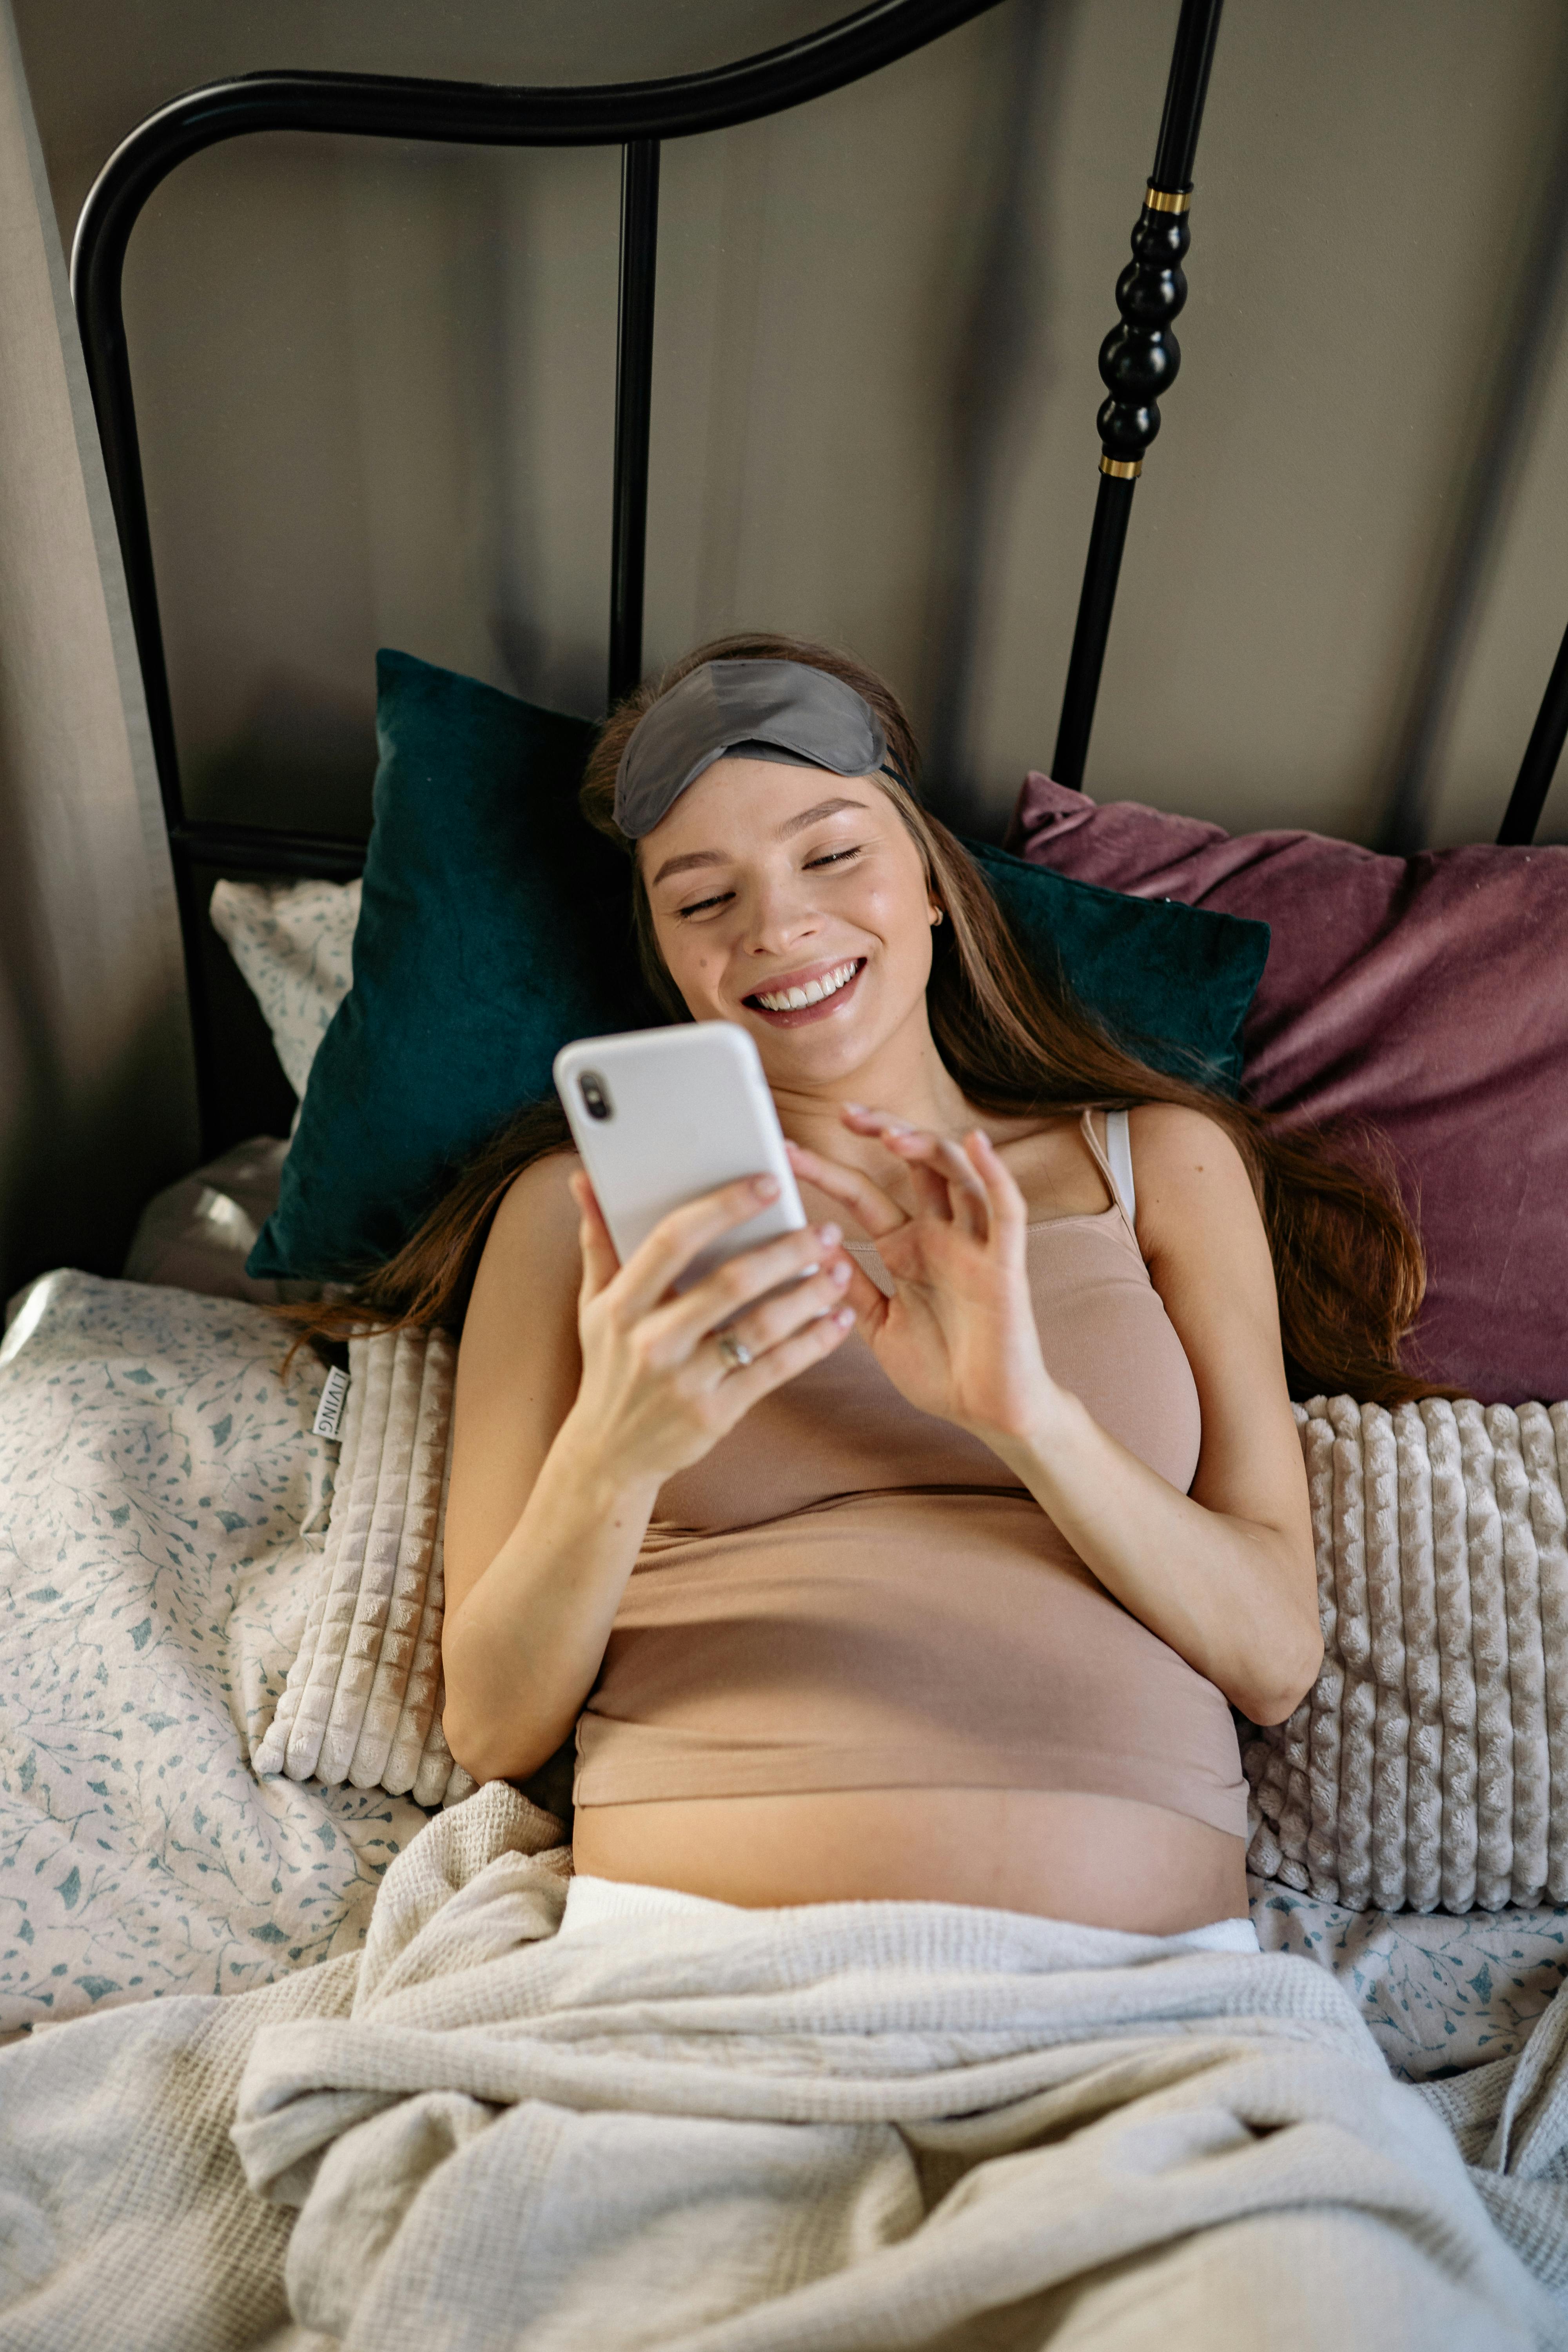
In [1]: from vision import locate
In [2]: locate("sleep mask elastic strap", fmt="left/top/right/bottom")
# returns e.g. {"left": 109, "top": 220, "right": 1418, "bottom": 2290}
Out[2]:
{"left": 614, "top": 658, "right": 897, "bottom": 839}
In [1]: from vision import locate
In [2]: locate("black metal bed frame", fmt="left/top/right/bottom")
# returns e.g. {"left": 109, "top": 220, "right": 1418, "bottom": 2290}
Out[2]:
{"left": 70, "top": 0, "right": 1568, "bottom": 1155}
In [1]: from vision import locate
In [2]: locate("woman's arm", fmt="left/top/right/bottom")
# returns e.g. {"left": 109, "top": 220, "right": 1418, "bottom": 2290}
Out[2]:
{"left": 1001, "top": 1106, "right": 1321, "bottom": 1726}
{"left": 441, "top": 1157, "right": 855, "bottom": 1784}
{"left": 789, "top": 1105, "right": 1321, "bottom": 1728}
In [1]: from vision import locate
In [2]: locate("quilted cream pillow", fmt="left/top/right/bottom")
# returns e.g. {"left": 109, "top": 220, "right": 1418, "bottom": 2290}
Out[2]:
{"left": 254, "top": 1323, "right": 474, "bottom": 1808}
{"left": 1243, "top": 1396, "right": 1568, "bottom": 1914}
{"left": 263, "top": 1331, "right": 1568, "bottom": 1901}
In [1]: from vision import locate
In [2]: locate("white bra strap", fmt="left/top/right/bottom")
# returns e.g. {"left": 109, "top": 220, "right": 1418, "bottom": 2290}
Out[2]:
{"left": 1104, "top": 1107, "right": 1136, "bottom": 1228}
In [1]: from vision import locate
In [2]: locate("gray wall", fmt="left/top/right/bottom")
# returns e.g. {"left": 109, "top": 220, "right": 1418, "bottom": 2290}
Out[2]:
{"left": 16, "top": 0, "right": 1568, "bottom": 849}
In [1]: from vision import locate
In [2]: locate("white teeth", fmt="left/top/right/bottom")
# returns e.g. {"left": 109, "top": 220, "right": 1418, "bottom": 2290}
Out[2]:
{"left": 756, "top": 960, "right": 859, "bottom": 1013}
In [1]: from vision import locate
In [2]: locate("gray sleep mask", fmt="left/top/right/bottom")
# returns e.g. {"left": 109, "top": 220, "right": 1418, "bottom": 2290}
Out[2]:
{"left": 613, "top": 658, "right": 893, "bottom": 839}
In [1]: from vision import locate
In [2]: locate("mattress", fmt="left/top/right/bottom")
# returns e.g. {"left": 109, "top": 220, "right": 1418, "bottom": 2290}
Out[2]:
{"left": 2, "top": 1216, "right": 1563, "bottom": 2084}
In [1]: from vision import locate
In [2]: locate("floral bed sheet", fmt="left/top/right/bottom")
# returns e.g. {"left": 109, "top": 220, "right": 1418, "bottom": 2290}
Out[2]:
{"left": 1249, "top": 1875, "right": 1566, "bottom": 2081}
{"left": 0, "top": 1265, "right": 1563, "bottom": 2087}
{"left": 0, "top": 1270, "right": 431, "bottom": 2038}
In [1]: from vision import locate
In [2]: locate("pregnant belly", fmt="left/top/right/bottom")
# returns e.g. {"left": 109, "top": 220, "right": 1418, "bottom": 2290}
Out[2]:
{"left": 570, "top": 1788, "right": 1248, "bottom": 1933}
{"left": 571, "top": 1490, "right": 1248, "bottom": 1926}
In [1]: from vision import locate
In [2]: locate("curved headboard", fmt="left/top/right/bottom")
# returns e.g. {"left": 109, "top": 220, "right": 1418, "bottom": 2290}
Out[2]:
{"left": 68, "top": 0, "right": 1568, "bottom": 1156}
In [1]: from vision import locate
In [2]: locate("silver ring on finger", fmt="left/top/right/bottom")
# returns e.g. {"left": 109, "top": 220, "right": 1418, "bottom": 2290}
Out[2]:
{"left": 716, "top": 1330, "right": 753, "bottom": 1373}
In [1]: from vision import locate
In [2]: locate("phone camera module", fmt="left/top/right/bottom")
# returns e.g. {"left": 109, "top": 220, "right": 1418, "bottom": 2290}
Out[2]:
{"left": 578, "top": 1071, "right": 613, "bottom": 1122}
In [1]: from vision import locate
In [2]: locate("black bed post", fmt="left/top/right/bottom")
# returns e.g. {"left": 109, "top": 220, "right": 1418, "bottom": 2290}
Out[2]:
{"left": 608, "top": 139, "right": 661, "bottom": 708}
{"left": 1050, "top": 0, "right": 1223, "bottom": 792}
{"left": 1497, "top": 615, "right": 1568, "bottom": 845}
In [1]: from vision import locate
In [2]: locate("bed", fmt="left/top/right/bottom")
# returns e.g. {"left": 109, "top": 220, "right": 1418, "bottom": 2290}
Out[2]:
{"left": 3, "top": 0, "right": 1568, "bottom": 2337}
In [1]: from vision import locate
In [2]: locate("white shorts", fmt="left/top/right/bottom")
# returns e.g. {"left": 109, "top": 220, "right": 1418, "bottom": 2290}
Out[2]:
{"left": 561, "top": 1871, "right": 1261, "bottom": 1956}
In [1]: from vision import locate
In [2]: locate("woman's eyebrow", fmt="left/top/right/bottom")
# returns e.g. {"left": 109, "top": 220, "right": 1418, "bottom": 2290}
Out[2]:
{"left": 777, "top": 794, "right": 866, "bottom": 837}
{"left": 650, "top": 848, "right": 725, "bottom": 886}
{"left": 650, "top": 797, "right": 868, "bottom": 887}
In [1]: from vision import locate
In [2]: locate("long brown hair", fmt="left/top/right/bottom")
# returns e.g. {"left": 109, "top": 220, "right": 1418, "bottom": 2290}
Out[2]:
{"left": 280, "top": 630, "right": 1434, "bottom": 1403}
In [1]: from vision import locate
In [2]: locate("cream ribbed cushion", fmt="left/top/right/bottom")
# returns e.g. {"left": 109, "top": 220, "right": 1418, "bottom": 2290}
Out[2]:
{"left": 261, "top": 1337, "right": 1568, "bottom": 1901}
{"left": 1243, "top": 1397, "right": 1568, "bottom": 1914}
{"left": 254, "top": 1325, "right": 474, "bottom": 1807}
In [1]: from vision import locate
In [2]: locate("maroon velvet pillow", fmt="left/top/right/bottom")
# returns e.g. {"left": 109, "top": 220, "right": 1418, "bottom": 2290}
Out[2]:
{"left": 1007, "top": 773, "right": 1568, "bottom": 1405}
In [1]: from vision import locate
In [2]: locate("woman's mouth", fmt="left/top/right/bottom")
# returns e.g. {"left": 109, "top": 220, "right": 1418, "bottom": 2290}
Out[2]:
{"left": 743, "top": 957, "right": 866, "bottom": 1027}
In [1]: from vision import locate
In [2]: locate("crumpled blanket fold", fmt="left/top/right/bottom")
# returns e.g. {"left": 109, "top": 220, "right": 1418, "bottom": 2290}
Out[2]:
{"left": 5, "top": 1783, "right": 1566, "bottom": 2350}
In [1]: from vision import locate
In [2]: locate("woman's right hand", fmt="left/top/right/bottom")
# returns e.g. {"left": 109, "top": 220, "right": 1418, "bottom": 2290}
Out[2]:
{"left": 560, "top": 1171, "right": 858, "bottom": 1490}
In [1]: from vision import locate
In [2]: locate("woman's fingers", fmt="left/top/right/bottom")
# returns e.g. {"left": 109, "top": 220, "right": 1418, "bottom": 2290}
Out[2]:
{"left": 639, "top": 1222, "right": 844, "bottom": 1361}
{"left": 710, "top": 1247, "right": 886, "bottom": 1355}
{"left": 965, "top": 1128, "right": 1028, "bottom": 1243}
{"left": 699, "top": 1259, "right": 856, "bottom": 1370}
{"left": 712, "top": 1299, "right": 857, "bottom": 1416}
{"left": 569, "top": 1172, "right": 621, "bottom": 1298}
{"left": 783, "top": 1139, "right": 906, "bottom": 1239}
{"left": 851, "top": 1116, "right": 992, "bottom": 1237}
{"left": 610, "top": 1173, "right": 790, "bottom": 1317}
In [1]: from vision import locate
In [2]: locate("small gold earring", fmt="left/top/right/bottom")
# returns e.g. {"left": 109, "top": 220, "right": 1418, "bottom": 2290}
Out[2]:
{"left": 930, "top": 906, "right": 944, "bottom": 927}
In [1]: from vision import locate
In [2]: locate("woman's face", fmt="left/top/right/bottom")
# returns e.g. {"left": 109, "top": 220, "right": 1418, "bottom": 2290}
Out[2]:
{"left": 639, "top": 757, "right": 939, "bottom": 1089}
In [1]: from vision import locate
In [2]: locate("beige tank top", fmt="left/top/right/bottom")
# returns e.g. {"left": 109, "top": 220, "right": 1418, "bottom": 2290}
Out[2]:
{"left": 574, "top": 1109, "right": 1247, "bottom": 1837}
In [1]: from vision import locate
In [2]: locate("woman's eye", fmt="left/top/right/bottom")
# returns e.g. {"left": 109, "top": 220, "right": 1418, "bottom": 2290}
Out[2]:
{"left": 805, "top": 845, "right": 863, "bottom": 871}
{"left": 674, "top": 890, "right": 732, "bottom": 919}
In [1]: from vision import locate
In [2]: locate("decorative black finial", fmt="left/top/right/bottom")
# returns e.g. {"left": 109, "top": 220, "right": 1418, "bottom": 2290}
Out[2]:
{"left": 1051, "top": 0, "right": 1223, "bottom": 793}
{"left": 1096, "top": 185, "right": 1191, "bottom": 476}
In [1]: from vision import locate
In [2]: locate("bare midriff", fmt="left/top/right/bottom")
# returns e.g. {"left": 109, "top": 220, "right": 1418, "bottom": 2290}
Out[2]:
{"left": 570, "top": 1787, "right": 1249, "bottom": 1933}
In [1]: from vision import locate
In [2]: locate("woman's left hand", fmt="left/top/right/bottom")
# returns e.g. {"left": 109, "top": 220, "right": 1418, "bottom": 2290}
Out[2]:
{"left": 785, "top": 1108, "right": 1056, "bottom": 1450}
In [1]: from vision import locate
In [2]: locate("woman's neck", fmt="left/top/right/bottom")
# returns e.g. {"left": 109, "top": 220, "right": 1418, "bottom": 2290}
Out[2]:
{"left": 770, "top": 1014, "right": 979, "bottom": 1168}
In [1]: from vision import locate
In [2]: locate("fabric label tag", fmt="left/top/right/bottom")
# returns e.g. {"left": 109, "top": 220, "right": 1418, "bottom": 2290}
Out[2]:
{"left": 312, "top": 1365, "right": 350, "bottom": 1440}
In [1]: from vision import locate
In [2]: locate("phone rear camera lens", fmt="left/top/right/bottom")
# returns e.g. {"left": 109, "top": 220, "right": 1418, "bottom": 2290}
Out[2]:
{"left": 579, "top": 1072, "right": 612, "bottom": 1121}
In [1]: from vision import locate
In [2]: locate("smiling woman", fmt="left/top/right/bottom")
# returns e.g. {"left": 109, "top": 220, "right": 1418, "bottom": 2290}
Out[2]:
{"left": 285, "top": 630, "right": 1436, "bottom": 1936}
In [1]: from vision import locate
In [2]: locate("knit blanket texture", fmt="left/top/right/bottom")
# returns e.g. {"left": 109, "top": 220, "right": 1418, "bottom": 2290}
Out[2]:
{"left": 4, "top": 1784, "right": 1566, "bottom": 2350}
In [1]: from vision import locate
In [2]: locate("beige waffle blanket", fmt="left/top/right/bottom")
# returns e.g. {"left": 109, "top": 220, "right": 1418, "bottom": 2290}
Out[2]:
{"left": 2, "top": 1785, "right": 1565, "bottom": 2350}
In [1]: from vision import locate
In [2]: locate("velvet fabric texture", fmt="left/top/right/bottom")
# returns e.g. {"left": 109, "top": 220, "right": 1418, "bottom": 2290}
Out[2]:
{"left": 248, "top": 653, "right": 642, "bottom": 1281}
{"left": 1007, "top": 773, "right": 1568, "bottom": 1405}
{"left": 964, "top": 839, "right": 1267, "bottom": 1097}
{"left": 249, "top": 655, "right": 1269, "bottom": 1283}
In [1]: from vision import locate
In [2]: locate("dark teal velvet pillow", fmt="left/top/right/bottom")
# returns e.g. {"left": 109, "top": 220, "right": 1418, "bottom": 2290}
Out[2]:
{"left": 248, "top": 650, "right": 651, "bottom": 1281}
{"left": 249, "top": 651, "right": 1269, "bottom": 1281}
{"left": 962, "top": 838, "right": 1269, "bottom": 1095}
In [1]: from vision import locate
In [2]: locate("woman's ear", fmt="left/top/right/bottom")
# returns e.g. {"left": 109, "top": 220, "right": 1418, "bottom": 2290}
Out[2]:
{"left": 929, "top": 904, "right": 944, "bottom": 928}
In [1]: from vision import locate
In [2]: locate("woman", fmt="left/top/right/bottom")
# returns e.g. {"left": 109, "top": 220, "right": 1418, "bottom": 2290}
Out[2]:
{"left": 325, "top": 632, "right": 1429, "bottom": 1941}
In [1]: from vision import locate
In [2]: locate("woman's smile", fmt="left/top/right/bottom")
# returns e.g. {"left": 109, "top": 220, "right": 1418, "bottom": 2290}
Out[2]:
{"left": 742, "top": 954, "right": 867, "bottom": 1027}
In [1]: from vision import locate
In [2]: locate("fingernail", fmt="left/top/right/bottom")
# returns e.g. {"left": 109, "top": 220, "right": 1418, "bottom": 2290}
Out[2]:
{"left": 842, "top": 1101, "right": 866, "bottom": 1114}
{"left": 816, "top": 1222, "right": 841, "bottom": 1246}
{"left": 753, "top": 1175, "right": 779, "bottom": 1200}
{"left": 835, "top": 1306, "right": 856, "bottom": 1328}
{"left": 831, "top": 1258, "right": 851, "bottom": 1285}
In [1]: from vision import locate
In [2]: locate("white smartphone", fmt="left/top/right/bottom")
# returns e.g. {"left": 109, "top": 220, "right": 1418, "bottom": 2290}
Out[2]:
{"left": 553, "top": 1024, "right": 807, "bottom": 1291}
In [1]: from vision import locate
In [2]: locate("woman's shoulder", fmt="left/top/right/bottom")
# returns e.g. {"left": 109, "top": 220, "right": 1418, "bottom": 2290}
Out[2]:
{"left": 1125, "top": 1103, "right": 1260, "bottom": 1255}
{"left": 499, "top": 1144, "right": 582, "bottom": 1211}
{"left": 1128, "top": 1105, "right": 1250, "bottom": 1171}
{"left": 1126, "top": 1102, "right": 1247, "bottom": 1178}
{"left": 484, "top": 1146, "right": 584, "bottom": 1272}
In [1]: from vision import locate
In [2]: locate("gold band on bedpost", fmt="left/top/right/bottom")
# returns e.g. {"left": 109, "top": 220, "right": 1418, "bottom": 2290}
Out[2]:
{"left": 1099, "top": 456, "right": 1142, "bottom": 479}
{"left": 1144, "top": 183, "right": 1191, "bottom": 213}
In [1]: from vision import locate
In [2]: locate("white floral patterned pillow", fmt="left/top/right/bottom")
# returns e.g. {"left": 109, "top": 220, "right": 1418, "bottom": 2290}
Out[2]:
{"left": 210, "top": 877, "right": 359, "bottom": 1101}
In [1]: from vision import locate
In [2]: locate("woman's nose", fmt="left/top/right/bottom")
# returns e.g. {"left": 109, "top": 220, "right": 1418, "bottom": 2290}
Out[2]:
{"left": 743, "top": 875, "right": 820, "bottom": 955}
